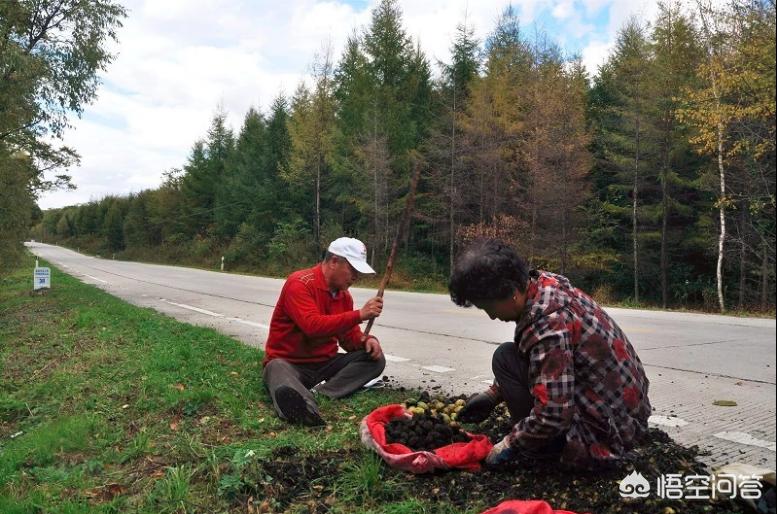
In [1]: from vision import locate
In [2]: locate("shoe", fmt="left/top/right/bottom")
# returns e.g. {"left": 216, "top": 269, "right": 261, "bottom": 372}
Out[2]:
{"left": 458, "top": 384, "right": 502, "bottom": 423}
{"left": 275, "top": 385, "right": 326, "bottom": 426}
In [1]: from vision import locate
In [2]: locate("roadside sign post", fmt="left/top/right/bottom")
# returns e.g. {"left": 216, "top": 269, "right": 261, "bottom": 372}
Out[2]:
{"left": 33, "top": 261, "right": 51, "bottom": 293}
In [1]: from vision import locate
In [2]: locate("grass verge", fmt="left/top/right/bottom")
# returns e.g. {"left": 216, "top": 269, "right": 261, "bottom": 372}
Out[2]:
{"left": 0, "top": 254, "right": 465, "bottom": 513}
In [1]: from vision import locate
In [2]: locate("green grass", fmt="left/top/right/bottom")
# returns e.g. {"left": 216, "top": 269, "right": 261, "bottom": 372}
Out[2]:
{"left": 0, "top": 253, "right": 469, "bottom": 513}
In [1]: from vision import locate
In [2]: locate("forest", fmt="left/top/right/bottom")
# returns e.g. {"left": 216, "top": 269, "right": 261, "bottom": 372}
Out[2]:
{"left": 22, "top": 0, "right": 776, "bottom": 312}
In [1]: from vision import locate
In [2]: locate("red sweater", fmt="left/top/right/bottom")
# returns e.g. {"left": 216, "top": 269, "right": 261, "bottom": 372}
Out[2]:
{"left": 263, "top": 264, "right": 366, "bottom": 365}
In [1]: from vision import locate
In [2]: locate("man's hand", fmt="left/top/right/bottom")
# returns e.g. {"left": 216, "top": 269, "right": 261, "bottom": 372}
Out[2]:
{"left": 362, "top": 335, "right": 383, "bottom": 361}
{"left": 359, "top": 296, "right": 383, "bottom": 321}
{"left": 485, "top": 436, "right": 516, "bottom": 466}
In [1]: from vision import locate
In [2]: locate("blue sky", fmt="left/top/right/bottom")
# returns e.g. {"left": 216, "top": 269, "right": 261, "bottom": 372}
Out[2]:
{"left": 40, "top": 0, "right": 666, "bottom": 210}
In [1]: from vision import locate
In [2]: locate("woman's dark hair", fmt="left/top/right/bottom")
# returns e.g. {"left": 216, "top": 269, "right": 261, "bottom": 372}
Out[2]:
{"left": 448, "top": 238, "right": 530, "bottom": 307}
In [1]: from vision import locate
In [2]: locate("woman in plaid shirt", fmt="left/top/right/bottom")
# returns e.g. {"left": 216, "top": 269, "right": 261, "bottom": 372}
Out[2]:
{"left": 449, "top": 239, "right": 651, "bottom": 468}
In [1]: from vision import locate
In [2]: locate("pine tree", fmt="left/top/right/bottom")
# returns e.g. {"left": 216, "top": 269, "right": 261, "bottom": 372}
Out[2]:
{"left": 286, "top": 46, "right": 338, "bottom": 253}
{"left": 180, "top": 141, "right": 211, "bottom": 237}
{"left": 593, "top": 20, "right": 658, "bottom": 303}
{"left": 103, "top": 200, "right": 125, "bottom": 252}
{"left": 457, "top": 6, "right": 529, "bottom": 250}
{"left": 437, "top": 22, "right": 480, "bottom": 268}
{"left": 651, "top": 2, "right": 705, "bottom": 307}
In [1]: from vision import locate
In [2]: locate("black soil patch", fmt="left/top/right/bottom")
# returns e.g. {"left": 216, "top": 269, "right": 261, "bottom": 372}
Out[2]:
{"left": 390, "top": 401, "right": 748, "bottom": 513}
{"left": 389, "top": 427, "right": 747, "bottom": 513}
{"left": 230, "top": 398, "right": 752, "bottom": 513}
{"left": 236, "top": 446, "right": 356, "bottom": 512}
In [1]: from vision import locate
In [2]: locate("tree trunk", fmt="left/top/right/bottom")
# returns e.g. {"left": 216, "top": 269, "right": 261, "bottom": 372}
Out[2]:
{"left": 661, "top": 136, "right": 670, "bottom": 309}
{"left": 492, "top": 163, "right": 498, "bottom": 222}
{"left": 529, "top": 137, "right": 538, "bottom": 264}
{"left": 761, "top": 242, "right": 769, "bottom": 310}
{"left": 561, "top": 205, "right": 568, "bottom": 275}
{"left": 738, "top": 230, "right": 746, "bottom": 311}
{"left": 737, "top": 203, "right": 751, "bottom": 310}
{"left": 372, "top": 144, "right": 378, "bottom": 266}
{"left": 698, "top": 0, "right": 727, "bottom": 313}
{"left": 715, "top": 117, "right": 726, "bottom": 312}
{"left": 315, "top": 160, "right": 321, "bottom": 255}
{"left": 561, "top": 163, "right": 569, "bottom": 275}
{"left": 372, "top": 108, "right": 379, "bottom": 265}
{"left": 449, "top": 82, "right": 456, "bottom": 271}
{"left": 633, "top": 113, "right": 641, "bottom": 304}
{"left": 479, "top": 167, "right": 484, "bottom": 223}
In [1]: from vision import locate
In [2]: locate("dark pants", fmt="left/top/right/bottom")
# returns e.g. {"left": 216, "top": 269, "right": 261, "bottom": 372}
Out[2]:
{"left": 493, "top": 341, "right": 566, "bottom": 456}
{"left": 263, "top": 351, "right": 386, "bottom": 419}
{"left": 492, "top": 341, "right": 534, "bottom": 422}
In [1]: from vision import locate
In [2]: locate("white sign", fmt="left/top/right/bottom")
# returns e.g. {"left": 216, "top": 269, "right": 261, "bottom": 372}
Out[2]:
{"left": 34, "top": 267, "right": 51, "bottom": 290}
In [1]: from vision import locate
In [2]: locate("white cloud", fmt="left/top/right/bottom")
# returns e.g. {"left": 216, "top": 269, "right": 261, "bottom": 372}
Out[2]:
{"left": 38, "top": 0, "right": 670, "bottom": 210}
{"left": 581, "top": 39, "right": 614, "bottom": 75}
{"left": 552, "top": 0, "right": 575, "bottom": 19}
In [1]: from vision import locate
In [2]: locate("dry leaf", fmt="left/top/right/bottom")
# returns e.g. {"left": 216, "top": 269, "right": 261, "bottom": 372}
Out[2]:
{"left": 104, "top": 483, "right": 126, "bottom": 498}
{"left": 169, "top": 415, "right": 181, "bottom": 431}
{"left": 173, "top": 383, "right": 185, "bottom": 391}
{"left": 230, "top": 371, "right": 239, "bottom": 376}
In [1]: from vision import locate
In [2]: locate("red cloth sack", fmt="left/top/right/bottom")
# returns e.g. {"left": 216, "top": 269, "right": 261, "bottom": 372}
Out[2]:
{"left": 480, "top": 500, "right": 583, "bottom": 514}
{"left": 360, "top": 404, "right": 493, "bottom": 474}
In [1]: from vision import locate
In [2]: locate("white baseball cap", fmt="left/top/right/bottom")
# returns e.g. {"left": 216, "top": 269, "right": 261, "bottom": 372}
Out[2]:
{"left": 327, "top": 237, "right": 376, "bottom": 274}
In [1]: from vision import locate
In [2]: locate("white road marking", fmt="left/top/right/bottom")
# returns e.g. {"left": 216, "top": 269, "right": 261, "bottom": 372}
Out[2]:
{"left": 421, "top": 365, "right": 455, "bottom": 373}
{"left": 226, "top": 317, "right": 269, "bottom": 329}
{"left": 160, "top": 299, "right": 223, "bottom": 318}
{"left": 713, "top": 432, "right": 777, "bottom": 451}
{"left": 385, "top": 354, "right": 410, "bottom": 363}
{"left": 83, "top": 274, "right": 107, "bottom": 284}
{"left": 649, "top": 415, "right": 690, "bottom": 428}
{"left": 481, "top": 380, "right": 494, "bottom": 385}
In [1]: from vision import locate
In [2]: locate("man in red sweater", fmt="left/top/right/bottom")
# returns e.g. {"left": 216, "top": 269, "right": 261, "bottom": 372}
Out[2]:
{"left": 263, "top": 237, "right": 386, "bottom": 426}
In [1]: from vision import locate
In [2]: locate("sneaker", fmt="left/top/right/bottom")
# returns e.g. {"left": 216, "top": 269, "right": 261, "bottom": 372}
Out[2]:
{"left": 275, "top": 385, "right": 326, "bottom": 427}
{"left": 458, "top": 383, "right": 502, "bottom": 423}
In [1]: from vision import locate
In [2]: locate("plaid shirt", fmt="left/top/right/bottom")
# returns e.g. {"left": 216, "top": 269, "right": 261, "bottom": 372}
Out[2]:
{"left": 507, "top": 271, "right": 651, "bottom": 466}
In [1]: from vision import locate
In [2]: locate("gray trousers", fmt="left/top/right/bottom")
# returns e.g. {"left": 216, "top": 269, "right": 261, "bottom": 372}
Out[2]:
{"left": 492, "top": 341, "right": 534, "bottom": 421}
{"left": 263, "top": 350, "right": 386, "bottom": 418}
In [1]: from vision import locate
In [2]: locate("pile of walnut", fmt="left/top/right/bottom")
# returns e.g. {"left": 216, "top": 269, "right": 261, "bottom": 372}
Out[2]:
{"left": 403, "top": 396, "right": 467, "bottom": 425}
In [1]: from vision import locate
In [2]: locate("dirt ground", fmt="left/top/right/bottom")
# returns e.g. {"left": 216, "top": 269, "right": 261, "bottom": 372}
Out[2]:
{"left": 246, "top": 390, "right": 757, "bottom": 513}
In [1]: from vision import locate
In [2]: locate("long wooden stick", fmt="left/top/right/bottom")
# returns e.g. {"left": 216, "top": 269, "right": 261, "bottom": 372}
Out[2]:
{"left": 363, "top": 158, "right": 423, "bottom": 337}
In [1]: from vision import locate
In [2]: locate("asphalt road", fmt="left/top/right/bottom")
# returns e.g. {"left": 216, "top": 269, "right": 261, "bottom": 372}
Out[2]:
{"left": 26, "top": 242, "right": 777, "bottom": 471}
